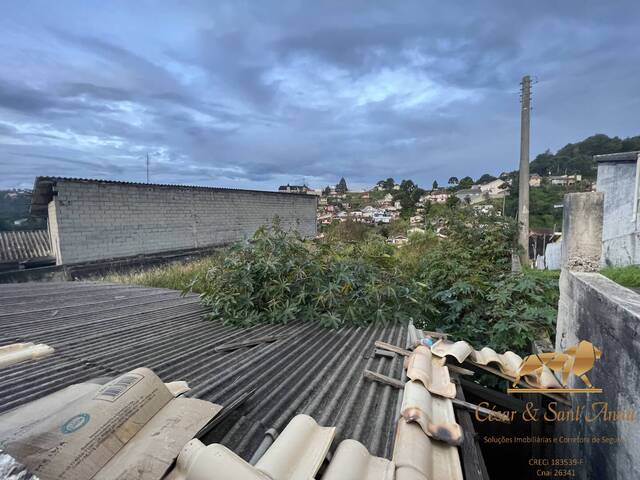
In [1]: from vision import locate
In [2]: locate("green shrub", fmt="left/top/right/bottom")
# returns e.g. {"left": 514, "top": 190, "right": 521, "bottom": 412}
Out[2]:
{"left": 189, "top": 226, "right": 430, "bottom": 328}
{"left": 189, "top": 210, "right": 559, "bottom": 355}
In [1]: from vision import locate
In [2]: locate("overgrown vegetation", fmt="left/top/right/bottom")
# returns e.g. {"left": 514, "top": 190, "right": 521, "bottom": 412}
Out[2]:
{"left": 601, "top": 265, "right": 640, "bottom": 289}
{"left": 176, "top": 211, "right": 559, "bottom": 355}
{"left": 102, "top": 255, "right": 220, "bottom": 291}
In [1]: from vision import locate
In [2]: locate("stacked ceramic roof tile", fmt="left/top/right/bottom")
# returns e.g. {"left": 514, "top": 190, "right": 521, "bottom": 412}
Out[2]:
{"left": 431, "top": 339, "right": 563, "bottom": 389}
{"left": 393, "top": 345, "right": 463, "bottom": 480}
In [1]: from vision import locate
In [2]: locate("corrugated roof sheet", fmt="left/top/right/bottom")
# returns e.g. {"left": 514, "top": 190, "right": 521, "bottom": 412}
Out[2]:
{"left": 30, "top": 176, "right": 315, "bottom": 216}
{"left": 0, "top": 230, "right": 51, "bottom": 263}
{"left": 0, "top": 281, "right": 406, "bottom": 462}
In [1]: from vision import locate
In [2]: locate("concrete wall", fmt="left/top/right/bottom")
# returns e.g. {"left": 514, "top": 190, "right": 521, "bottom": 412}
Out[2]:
{"left": 555, "top": 270, "right": 640, "bottom": 479}
{"left": 561, "top": 192, "right": 604, "bottom": 272}
{"left": 597, "top": 160, "right": 639, "bottom": 266}
{"left": 49, "top": 181, "right": 317, "bottom": 265}
{"left": 544, "top": 241, "right": 562, "bottom": 270}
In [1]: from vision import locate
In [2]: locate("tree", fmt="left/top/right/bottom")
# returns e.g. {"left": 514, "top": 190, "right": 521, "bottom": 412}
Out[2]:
{"left": 448, "top": 177, "right": 459, "bottom": 186}
{"left": 323, "top": 186, "right": 331, "bottom": 196}
{"left": 336, "top": 177, "right": 348, "bottom": 194}
{"left": 432, "top": 180, "right": 438, "bottom": 190}
{"left": 383, "top": 177, "right": 395, "bottom": 190}
{"left": 458, "top": 176, "right": 474, "bottom": 189}
{"left": 394, "top": 179, "right": 425, "bottom": 213}
{"left": 446, "top": 195, "right": 460, "bottom": 208}
{"left": 476, "top": 173, "right": 497, "bottom": 184}
{"left": 528, "top": 133, "right": 640, "bottom": 180}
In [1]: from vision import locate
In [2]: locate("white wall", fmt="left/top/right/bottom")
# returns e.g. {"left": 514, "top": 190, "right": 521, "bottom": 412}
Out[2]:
{"left": 598, "top": 161, "right": 639, "bottom": 266}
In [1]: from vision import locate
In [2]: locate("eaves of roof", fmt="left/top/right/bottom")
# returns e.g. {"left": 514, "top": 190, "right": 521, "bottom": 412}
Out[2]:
{"left": 594, "top": 151, "right": 640, "bottom": 163}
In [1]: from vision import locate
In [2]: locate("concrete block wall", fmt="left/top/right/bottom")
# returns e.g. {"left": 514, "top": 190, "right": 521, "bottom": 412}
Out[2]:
{"left": 560, "top": 192, "right": 604, "bottom": 271}
{"left": 49, "top": 181, "right": 317, "bottom": 265}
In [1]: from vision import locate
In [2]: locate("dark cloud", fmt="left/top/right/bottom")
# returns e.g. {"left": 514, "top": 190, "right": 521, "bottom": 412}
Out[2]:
{"left": 0, "top": 0, "right": 638, "bottom": 189}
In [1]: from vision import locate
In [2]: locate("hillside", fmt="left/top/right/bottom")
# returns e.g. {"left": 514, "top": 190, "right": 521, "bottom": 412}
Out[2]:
{"left": 0, "top": 190, "right": 44, "bottom": 231}
{"left": 528, "top": 133, "right": 640, "bottom": 179}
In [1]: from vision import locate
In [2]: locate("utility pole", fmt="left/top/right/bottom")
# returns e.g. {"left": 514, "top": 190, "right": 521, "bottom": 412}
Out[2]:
{"left": 146, "top": 153, "right": 150, "bottom": 183}
{"left": 518, "top": 75, "right": 531, "bottom": 266}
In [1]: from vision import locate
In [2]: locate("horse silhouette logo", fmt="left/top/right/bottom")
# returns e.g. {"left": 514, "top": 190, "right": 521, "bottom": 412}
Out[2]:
{"left": 513, "top": 340, "right": 602, "bottom": 390}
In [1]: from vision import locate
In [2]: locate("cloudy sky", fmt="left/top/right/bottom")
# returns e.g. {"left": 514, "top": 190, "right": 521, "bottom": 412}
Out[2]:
{"left": 0, "top": 1, "right": 638, "bottom": 190}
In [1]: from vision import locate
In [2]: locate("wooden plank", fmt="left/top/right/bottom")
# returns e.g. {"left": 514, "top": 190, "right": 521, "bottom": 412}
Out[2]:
{"left": 450, "top": 398, "right": 511, "bottom": 423}
{"left": 374, "top": 349, "right": 396, "bottom": 359}
{"left": 363, "top": 370, "right": 405, "bottom": 389}
{"left": 374, "top": 340, "right": 412, "bottom": 357}
{"left": 446, "top": 364, "right": 475, "bottom": 377}
{"left": 215, "top": 335, "right": 288, "bottom": 352}
{"left": 452, "top": 373, "right": 491, "bottom": 480}
{"left": 364, "top": 370, "right": 509, "bottom": 422}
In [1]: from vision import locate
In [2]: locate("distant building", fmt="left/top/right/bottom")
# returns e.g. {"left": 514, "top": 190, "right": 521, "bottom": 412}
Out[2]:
{"left": 529, "top": 174, "right": 542, "bottom": 187}
{"left": 409, "top": 215, "right": 424, "bottom": 225}
{"left": 425, "top": 189, "right": 450, "bottom": 204}
{"left": 455, "top": 188, "right": 484, "bottom": 205}
{"left": 407, "top": 227, "right": 426, "bottom": 235}
{"left": 548, "top": 174, "right": 582, "bottom": 186}
{"left": 387, "top": 235, "right": 408, "bottom": 246}
{"left": 476, "top": 179, "right": 509, "bottom": 196}
{"left": 278, "top": 184, "right": 310, "bottom": 194}
{"left": 373, "top": 214, "right": 392, "bottom": 224}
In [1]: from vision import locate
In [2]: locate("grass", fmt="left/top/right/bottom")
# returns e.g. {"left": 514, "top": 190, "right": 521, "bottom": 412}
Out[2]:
{"left": 600, "top": 265, "right": 640, "bottom": 288}
{"left": 101, "top": 255, "right": 219, "bottom": 292}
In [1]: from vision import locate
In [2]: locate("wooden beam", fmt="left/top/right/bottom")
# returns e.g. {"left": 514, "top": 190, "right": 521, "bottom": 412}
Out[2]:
{"left": 374, "top": 340, "right": 412, "bottom": 357}
{"left": 450, "top": 398, "right": 511, "bottom": 423}
{"left": 363, "top": 370, "right": 405, "bottom": 389}
{"left": 446, "top": 364, "right": 475, "bottom": 377}
{"left": 374, "top": 349, "right": 396, "bottom": 359}
{"left": 452, "top": 373, "right": 491, "bottom": 480}
{"left": 364, "top": 370, "right": 509, "bottom": 422}
{"left": 458, "top": 378, "right": 525, "bottom": 412}
{"left": 463, "top": 360, "right": 571, "bottom": 406}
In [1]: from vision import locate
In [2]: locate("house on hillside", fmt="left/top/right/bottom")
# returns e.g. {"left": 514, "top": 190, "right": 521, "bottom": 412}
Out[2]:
{"left": 548, "top": 174, "right": 582, "bottom": 186}
{"left": 373, "top": 213, "right": 391, "bottom": 224}
{"left": 387, "top": 234, "right": 408, "bottom": 245}
{"left": 425, "top": 189, "right": 450, "bottom": 204}
{"left": 409, "top": 215, "right": 424, "bottom": 225}
{"left": 455, "top": 188, "right": 485, "bottom": 205}
{"left": 529, "top": 173, "right": 542, "bottom": 187}
{"left": 477, "top": 178, "right": 509, "bottom": 196}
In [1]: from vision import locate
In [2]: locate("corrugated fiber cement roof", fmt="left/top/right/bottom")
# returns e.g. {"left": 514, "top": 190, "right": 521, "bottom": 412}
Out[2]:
{"left": 0, "top": 281, "right": 406, "bottom": 461}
